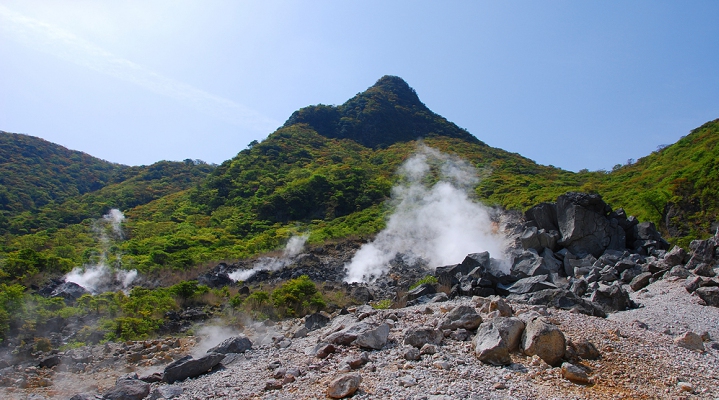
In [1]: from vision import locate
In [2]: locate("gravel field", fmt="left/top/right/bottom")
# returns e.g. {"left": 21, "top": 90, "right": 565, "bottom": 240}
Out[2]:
{"left": 2, "top": 277, "right": 718, "bottom": 400}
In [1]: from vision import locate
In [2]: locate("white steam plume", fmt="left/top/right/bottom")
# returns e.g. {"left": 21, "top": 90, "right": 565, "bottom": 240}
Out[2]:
{"left": 64, "top": 209, "right": 138, "bottom": 293}
{"left": 344, "top": 145, "right": 508, "bottom": 283}
{"left": 229, "top": 234, "right": 309, "bottom": 282}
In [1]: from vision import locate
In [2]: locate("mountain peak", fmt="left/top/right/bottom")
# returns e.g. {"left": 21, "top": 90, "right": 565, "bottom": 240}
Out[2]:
{"left": 283, "top": 76, "right": 478, "bottom": 148}
{"left": 366, "top": 75, "right": 422, "bottom": 106}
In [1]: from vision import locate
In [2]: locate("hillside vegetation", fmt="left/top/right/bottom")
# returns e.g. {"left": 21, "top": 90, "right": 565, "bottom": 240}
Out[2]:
{"left": 0, "top": 76, "right": 717, "bottom": 342}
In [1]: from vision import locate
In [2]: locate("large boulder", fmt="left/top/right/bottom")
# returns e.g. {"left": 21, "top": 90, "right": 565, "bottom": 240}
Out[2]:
{"left": 632, "top": 222, "right": 670, "bottom": 253}
{"left": 521, "top": 317, "right": 566, "bottom": 366}
{"left": 460, "top": 253, "right": 516, "bottom": 286}
{"left": 439, "top": 305, "right": 483, "bottom": 331}
{"left": 197, "top": 263, "right": 235, "bottom": 288}
{"left": 472, "top": 320, "right": 511, "bottom": 365}
{"left": 206, "top": 335, "right": 252, "bottom": 354}
{"left": 556, "top": 192, "right": 625, "bottom": 258}
{"left": 664, "top": 246, "right": 689, "bottom": 267}
{"left": 525, "top": 202, "right": 559, "bottom": 232}
{"left": 305, "top": 312, "right": 331, "bottom": 331}
{"left": 589, "top": 283, "right": 633, "bottom": 313}
{"left": 148, "top": 385, "right": 184, "bottom": 400}
{"left": 510, "top": 250, "right": 550, "bottom": 278}
{"left": 498, "top": 275, "right": 557, "bottom": 295}
{"left": 163, "top": 353, "right": 225, "bottom": 383}
{"left": 629, "top": 272, "right": 652, "bottom": 291}
{"left": 406, "top": 284, "right": 437, "bottom": 302}
{"left": 326, "top": 323, "right": 389, "bottom": 349}
{"left": 102, "top": 377, "right": 150, "bottom": 400}
{"left": 353, "top": 323, "right": 390, "bottom": 350}
{"left": 507, "top": 288, "right": 605, "bottom": 317}
{"left": 695, "top": 286, "right": 719, "bottom": 307}
{"left": 404, "top": 327, "right": 443, "bottom": 348}
{"left": 327, "top": 373, "right": 361, "bottom": 399}
{"left": 687, "top": 239, "right": 717, "bottom": 269}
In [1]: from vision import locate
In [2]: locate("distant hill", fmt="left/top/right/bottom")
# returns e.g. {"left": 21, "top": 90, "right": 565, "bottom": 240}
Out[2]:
{"left": 0, "top": 131, "right": 126, "bottom": 217}
{"left": 0, "top": 132, "right": 214, "bottom": 235}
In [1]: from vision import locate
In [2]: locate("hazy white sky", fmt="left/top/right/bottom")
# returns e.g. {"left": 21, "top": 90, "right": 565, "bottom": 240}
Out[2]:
{"left": 1, "top": 1, "right": 717, "bottom": 171}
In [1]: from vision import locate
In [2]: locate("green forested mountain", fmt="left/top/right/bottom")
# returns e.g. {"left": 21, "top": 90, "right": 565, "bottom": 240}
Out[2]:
{"left": 0, "top": 76, "right": 717, "bottom": 282}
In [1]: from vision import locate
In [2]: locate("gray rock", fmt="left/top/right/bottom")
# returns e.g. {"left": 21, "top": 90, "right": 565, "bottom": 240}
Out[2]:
{"left": 629, "top": 272, "right": 652, "bottom": 291}
{"left": 509, "top": 288, "right": 606, "bottom": 317}
{"left": 102, "top": 378, "right": 150, "bottom": 400}
{"left": 399, "top": 375, "right": 418, "bottom": 387}
{"left": 694, "top": 263, "right": 716, "bottom": 277}
{"left": 39, "top": 355, "right": 61, "bottom": 369}
{"left": 420, "top": 343, "right": 438, "bottom": 355}
{"left": 499, "top": 275, "right": 556, "bottom": 295}
{"left": 620, "top": 266, "right": 641, "bottom": 283}
{"left": 695, "top": 286, "right": 719, "bottom": 307}
{"left": 312, "top": 343, "right": 336, "bottom": 359}
{"left": 406, "top": 284, "right": 437, "bottom": 302}
{"left": 556, "top": 192, "right": 623, "bottom": 258}
{"left": 675, "top": 331, "right": 705, "bottom": 351}
{"left": 521, "top": 317, "right": 566, "bottom": 367}
{"left": 403, "top": 346, "right": 421, "bottom": 361}
{"left": 472, "top": 320, "right": 511, "bottom": 366}
{"left": 632, "top": 222, "right": 670, "bottom": 252}
{"left": 353, "top": 323, "right": 390, "bottom": 350}
{"left": 206, "top": 335, "right": 252, "bottom": 354}
{"left": 493, "top": 317, "right": 526, "bottom": 351}
{"left": 305, "top": 312, "right": 331, "bottom": 331}
{"left": 404, "top": 327, "right": 443, "bottom": 348}
{"left": 589, "top": 283, "right": 633, "bottom": 313}
{"left": 510, "top": 250, "right": 550, "bottom": 278}
{"left": 568, "top": 338, "right": 600, "bottom": 360}
{"left": 520, "top": 227, "right": 542, "bottom": 251}
{"left": 569, "top": 279, "right": 588, "bottom": 297}
{"left": 148, "top": 385, "right": 183, "bottom": 400}
{"left": 538, "top": 230, "right": 561, "bottom": 251}
{"left": 668, "top": 266, "right": 691, "bottom": 279}
{"left": 684, "top": 276, "right": 703, "bottom": 293}
{"left": 163, "top": 353, "right": 225, "bottom": 383}
{"left": 439, "top": 305, "right": 483, "bottom": 330}
{"left": 326, "top": 373, "right": 361, "bottom": 398}
{"left": 50, "top": 281, "right": 90, "bottom": 303}
{"left": 407, "top": 292, "right": 449, "bottom": 306}
{"left": 687, "top": 239, "right": 716, "bottom": 269}
{"left": 561, "top": 362, "right": 590, "bottom": 384}
{"left": 525, "top": 202, "right": 559, "bottom": 232}
{"left": 664, "top": 246, "right": 688, "bottom": 267}
{"left": 460, "top": 253, "right": 516, "bottom": 287}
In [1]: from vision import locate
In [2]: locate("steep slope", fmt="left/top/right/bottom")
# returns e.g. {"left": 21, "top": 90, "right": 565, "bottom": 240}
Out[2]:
{"left": 595, "top": 119, "right": 719, "bottom": 245}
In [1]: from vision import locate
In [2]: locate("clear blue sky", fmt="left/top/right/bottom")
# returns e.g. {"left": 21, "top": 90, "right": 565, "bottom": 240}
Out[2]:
{"left": 1, "top": 1, "right": 717, "bottom": 172}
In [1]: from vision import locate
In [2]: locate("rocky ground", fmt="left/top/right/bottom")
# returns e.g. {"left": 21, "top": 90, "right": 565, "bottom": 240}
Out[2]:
{"left": 2, "top": 274, "right": 718, "bottom": 400}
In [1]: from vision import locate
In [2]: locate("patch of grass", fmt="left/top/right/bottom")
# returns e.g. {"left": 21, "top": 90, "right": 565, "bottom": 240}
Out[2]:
{"left": 409, "top": 275, "right": 438, "bottom": 290}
